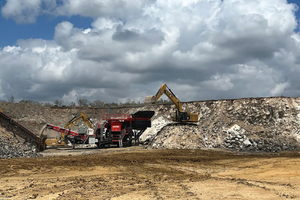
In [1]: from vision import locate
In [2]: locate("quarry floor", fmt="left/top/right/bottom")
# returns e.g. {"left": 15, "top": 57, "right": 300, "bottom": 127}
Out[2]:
{"left": 1, "top": 147, "right": 300, "bottom": 200}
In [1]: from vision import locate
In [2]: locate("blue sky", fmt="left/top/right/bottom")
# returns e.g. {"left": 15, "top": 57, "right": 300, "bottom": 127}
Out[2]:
{"left": 1, "top": 0, "right": 300, "bottom": 103}
{"left": 0, "top": 14, "right": 93, "bottom": 47}
{"left": 289, "top": 0, "right": 300, "bottom": 20}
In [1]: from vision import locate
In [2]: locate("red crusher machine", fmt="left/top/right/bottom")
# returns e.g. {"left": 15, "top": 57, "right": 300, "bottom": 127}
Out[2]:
{"left": 96, "top": 111, "right": 155, "bottom": 148}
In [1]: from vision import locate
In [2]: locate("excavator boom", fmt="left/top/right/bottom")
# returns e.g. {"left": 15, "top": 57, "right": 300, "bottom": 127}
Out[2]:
{"left": 43, "top": 112, "right": 94, "bottom": 148}
{"left": 65, "top": 113, "right": 93, "bottom": 129}
{"left": 145, "top": 84, "right": 182, "bottom": 111}
{"left": 145, "top": 84, "right": 198, "bottom": 122}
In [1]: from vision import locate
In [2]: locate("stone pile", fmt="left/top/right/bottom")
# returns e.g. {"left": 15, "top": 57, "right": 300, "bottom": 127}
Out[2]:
{"left": 146, "top": 122, "right": 300, "bottom": 152}
{"left": 0, "top": 128, "right": 42, "bottom": 159}
{"left": 146, "top": 124, "right": 203, "bottom": 149}
{"left": 143, "top": 97, "right": 300, "bottom": 152}
{"left": 223, "top": 134, "right": 299, "bottom": 152}
{"left": 139, "top": 116, "right": 172, "bottom": 145}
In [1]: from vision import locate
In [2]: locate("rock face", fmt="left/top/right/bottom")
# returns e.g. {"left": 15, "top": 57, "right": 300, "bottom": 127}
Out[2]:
{"left": 1, "top": 96, "right": 300, "bottom": 153}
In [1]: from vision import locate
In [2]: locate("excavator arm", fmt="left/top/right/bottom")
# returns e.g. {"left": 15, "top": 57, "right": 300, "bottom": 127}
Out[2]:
{"left": 44, "top": 112, "right": 94, "bottom": 147}
{"left": 60, "top": 113, "right": 93, "bottom": 144}
{"left": 151, "top": 84, "right": 183, "bottom": 112}
{"left": 145, "top": 84, "right": 198, "bottom": 122}
{"left": 65, "top": 113, "right": 93, "bottom": 129}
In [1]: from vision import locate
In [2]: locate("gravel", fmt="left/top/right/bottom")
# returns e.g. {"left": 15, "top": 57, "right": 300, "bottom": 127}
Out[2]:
{"left": 0, "top": 128, "right": 42, "bottom": 159}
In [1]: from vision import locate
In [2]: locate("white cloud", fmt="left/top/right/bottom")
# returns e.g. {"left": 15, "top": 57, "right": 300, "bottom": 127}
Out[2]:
{"left": 0, "top": 79, "right": 4, "bottom": 99}
{"left": 62, "top": 90, "right": 78, "bottom": 104}
{"left": 1, "top": 0, "right": 300, "bottom": 103}
{"left": 1, "top": 0, "right": 42, "bottom": 23}
{"left": 271, "top": 82, "right": 290, "bottom": 96}
{"left": 203, "top": 74, "right": 234, "bottom": 91}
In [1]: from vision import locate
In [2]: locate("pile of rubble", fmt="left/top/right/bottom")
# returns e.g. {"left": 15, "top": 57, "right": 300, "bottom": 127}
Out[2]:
{"left": 222, "top": 124, "right": 299, "bottom": 152}
{"left": 144, "top": 123, "right": 300, "bottom": 152}
{"left": 142, "top": 97, "right": 300, "bottom": 152}
{"left": 140, "top": 116, "right": 172, "bottom": 145}
{"left": 0, "top": 127, "right": 42, "bottom": 159}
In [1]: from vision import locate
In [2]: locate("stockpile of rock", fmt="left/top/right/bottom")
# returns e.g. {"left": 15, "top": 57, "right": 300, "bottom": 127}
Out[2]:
{"left": 0, "top": 127, "right": 42, "bottom": 159}
{"left": 146, "top": 124, "right": 223, "bottom": 149}
{"left": 147, "top": 124, "right": 203, "bottom": 149}
{"left": 140, "top": 116, "right": 172, "bottom": 145}
{"left": 143, "top": 97, "right": 300, "bottom": 152}
{"left": 222, "top": 124, "right": 299, "bottom": 152}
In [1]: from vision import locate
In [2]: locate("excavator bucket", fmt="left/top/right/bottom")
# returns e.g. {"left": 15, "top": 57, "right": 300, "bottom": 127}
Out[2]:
{"left": 144, "top": 96, "right": 156, "bottom": 104}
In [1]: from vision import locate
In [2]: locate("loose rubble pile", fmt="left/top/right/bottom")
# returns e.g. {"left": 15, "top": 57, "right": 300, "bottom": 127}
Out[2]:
{"left": 0, "top": 127, "right": 42, "bottom": 159}
{"left": 143, "top": 97, "right": 300, "bottom": 152}
{"left": 145, "top": 123, "right": 300, "bottom": 152}
{"left": 146, "top": 124, "right": 203, "bottom": 149}
{"left": 222, "top": 124, "right": 299, "bottom": 152}
{"left": 140, "top": 116, "right": 172, "bottom": 145}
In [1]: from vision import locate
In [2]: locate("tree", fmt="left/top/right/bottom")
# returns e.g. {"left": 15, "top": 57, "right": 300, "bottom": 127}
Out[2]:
{"left": 43, "top": 102, "right": 53, "bottom": 107}
{"left": 69, "top": 101, "right": 76, "bottom": 107}
{"left": 7, "top": 95, "right": 14, "bottom": 103}
{"left": 54, "top": 100, "right": 63, "bottom": 107}
{"left": 19, "top": 99, "right": 40, "bottom": 104}
{"left": 92, "top": 100, "right": 105, "bottom": 107}
{"left": 123, "top": 98, "right": 136, "bottom": 105}
{"left": 77, "top": 99, "right": 89, "bottom": 106}
{"left": 110, "top": 102, "right": 118, "bottom": 107}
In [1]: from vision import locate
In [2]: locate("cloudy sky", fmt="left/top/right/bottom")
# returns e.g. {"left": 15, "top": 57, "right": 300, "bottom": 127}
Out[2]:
{"left": 1, "top": 0, "right": 300, "bottom": 104}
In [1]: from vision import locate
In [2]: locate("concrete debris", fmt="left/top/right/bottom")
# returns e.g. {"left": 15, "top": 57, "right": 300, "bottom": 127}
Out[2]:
{"left": 222, "top": 125, "right": 298, "bottom": 152}
{"left": 139, "top": 116, "right": 172, "bottom": 145}
{"left": 0, "top": 128, "right": 42, "bottom": 159}
{"left": 143, "top": 97, "right": 300, "bottom": 152}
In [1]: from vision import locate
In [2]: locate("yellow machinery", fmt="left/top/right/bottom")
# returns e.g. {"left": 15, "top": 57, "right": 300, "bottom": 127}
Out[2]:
{"left": 0, "top": 107, "right": 2, "bottom": 113}
{"left": 65, "top": 112, "right": 93, "bottom": 129}
{"left": 145, "top": 84, "right": 198, "bottom": 122}
{"left": 44, "top": 113, "right": 94, "bottom": 146}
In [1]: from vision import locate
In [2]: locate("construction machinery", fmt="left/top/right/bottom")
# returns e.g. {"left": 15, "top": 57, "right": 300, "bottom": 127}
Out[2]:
{"left": 96, "top": 111, "right": 155, "bottom": 148}
{"left": 41, "top": 111, "right": 155, "bottom": 149}
{"left": 42, "top": 112, "right": 94, "bottom": 147}
{"left": 65, "top": 113, "right": 93, "bottom": 129}
{"left": 0, "top": 107, "right": 46, "bottom": 151}
{"left": 41, "top": 123, "right": 96, "bottom": 148}
{"left": 145, "top": 84, "right": 198, "bottom": 122}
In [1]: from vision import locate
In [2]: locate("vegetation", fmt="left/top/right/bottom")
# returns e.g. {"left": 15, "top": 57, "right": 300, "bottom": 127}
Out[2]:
{"left": 0, "top": 97, "right": 172, "bottom": 108}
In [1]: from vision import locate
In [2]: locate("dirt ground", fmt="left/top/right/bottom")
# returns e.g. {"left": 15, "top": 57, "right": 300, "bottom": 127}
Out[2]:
{"left": 1, "top": 147, "right": 300, "bottom": 200}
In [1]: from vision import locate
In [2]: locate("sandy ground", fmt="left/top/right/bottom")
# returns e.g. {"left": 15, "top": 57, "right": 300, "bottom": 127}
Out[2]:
{"left": 1, "top": 147, "right": 300, "bottom": 200}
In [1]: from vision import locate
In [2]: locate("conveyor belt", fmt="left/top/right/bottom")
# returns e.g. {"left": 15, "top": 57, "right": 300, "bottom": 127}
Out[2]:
{"left": 0, "top": 111, "right": 45, "bottom": 151}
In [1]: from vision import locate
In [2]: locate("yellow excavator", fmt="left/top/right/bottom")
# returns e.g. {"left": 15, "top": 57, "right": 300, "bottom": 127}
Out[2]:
{"left": 65, "top": 112, "right": 93, "bottom": 130}
{"left": 0, "top": 107, "right": 2, "bottom": 113}
{"left": 145, "top": 84, "right": 198, "bottom": 122}
{"left": 43, "top": 113, "right": 94, "bottom": 146}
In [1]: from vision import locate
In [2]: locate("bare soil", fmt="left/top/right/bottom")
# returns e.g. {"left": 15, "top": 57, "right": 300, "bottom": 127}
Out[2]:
{"left": 1, "top": 147, "right": 300, "bottom": 200}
